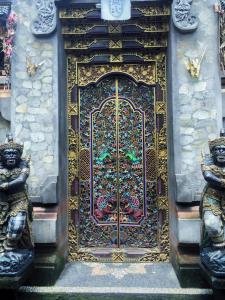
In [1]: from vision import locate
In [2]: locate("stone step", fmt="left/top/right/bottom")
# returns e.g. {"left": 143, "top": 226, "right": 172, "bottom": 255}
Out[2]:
{"left": 16, "top": 262, "right": 216, "bottom": 300}
{"left": 18, "top": 286, "right": 213, "bottom": 300}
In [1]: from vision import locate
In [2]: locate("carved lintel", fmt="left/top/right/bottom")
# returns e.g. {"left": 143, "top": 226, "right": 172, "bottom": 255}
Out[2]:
{"left": 172, "top": 0, "right": 198, "bottom": 33}
{"left": 31, "top": 0, "right": 56, "bottom": 37}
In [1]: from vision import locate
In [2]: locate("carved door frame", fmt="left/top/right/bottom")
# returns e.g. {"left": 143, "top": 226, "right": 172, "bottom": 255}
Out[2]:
{"left": 67, "top": 58, "right": 169, "bottom": 262}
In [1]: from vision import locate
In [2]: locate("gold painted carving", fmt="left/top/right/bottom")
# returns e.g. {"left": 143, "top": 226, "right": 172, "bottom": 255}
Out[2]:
{"left": 67, "top": 59, "right": 169, "bottom": 262}
{"left": 65, "top": 39, "right": 97, "bottom": 50}
{"left": 69, "top": 104, "right": 78, "bottom": 116}
{"left": 112, "top": 249, "right": 125, "bottom": 262}
{"left": 80, "top": 149, "right": 90, "bottom": 181}
{"left": 77, "top": 64, "right": 156, "bottom": 87}
{"left": 136, "top": 23, "right": 169, "bottom": 33}
{"left": 109, "top": 24, "right": 122, "bottom": 34}
{"left": 110, "top": 55, "right": 123, "bottom": 63}
{"left": 185, "top": 48, "right": 206, "bottom": 79}
{"left": 70, "top": 196, "right": 79, "bottom": 210}
{"left": 62, "top": 24, "right": 95, "bottom": 35}
{"left": 139, "top": 223, "right": 169, "bottom": 262}
{"left": 109, "top": 40, "right": 122, "bottom": 49}
{"left": 136, "top": 38, "right": 167, "bottom": 48}
{"left": 135, "top": 6, "right": 170, "bottom": 16}
{"left": 66, "top": 52, "right": 166, "bottom": 66}
{"left": 156, "top": 102, "right": 166, "bottom": 114}
{"left": 146, "top": 148, "right": 156, "bottom": 181}
{"left": 59, "top": 8, "right": 95, "bottom": 19}
{"left": 65, "top": 1, "right": 169, "bottom": 262}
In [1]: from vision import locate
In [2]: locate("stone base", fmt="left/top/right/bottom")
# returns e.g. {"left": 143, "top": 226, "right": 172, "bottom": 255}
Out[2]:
{"left": 170, "top": 243, "right": 209, "bottom": 288}
{"left": 17, "top": 286, "right": 213, "bottom": 300}
{"left": 17, "top": 262, "right": 213, "bottom": 300}
{"left": 25, "top": 247, "right": 65, "bottom": 286}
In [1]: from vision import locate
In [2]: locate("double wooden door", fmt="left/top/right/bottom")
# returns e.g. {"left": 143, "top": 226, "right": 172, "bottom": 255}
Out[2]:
{"left": 76, "top": 70, "right": 168, "bottom": 257}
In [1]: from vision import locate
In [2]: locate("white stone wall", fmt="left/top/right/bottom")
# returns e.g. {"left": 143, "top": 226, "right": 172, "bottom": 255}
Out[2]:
{"left": 11, "top": 0, "right": 58, "bottom": 195}
{"left": 171, "top": 0, "right": 222, "bottom": 202}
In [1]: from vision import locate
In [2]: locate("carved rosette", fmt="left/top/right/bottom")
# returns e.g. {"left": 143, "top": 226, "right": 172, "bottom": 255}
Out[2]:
{"left": 31, "top": 0, "right": 56, "bottom": 36}
{"left": 172, "top": 0, "right": 198, "bottom": 33}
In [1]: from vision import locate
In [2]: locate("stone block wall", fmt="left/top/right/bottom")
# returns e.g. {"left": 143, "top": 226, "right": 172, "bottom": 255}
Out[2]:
{"left": 169, "top": 0, "right": 223, "bottom": 285}
{"left": 170, "top": 0, "right": 222, "bottom": 204}
{"left": 11, "top": 0, "right": 59, "bottom": 197}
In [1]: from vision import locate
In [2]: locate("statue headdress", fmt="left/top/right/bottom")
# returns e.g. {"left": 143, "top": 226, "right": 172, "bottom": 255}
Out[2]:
{"left": 0, "top": 134, "right": 23, "bottom": 155}
{"left": 208, "top": 129, "right": 225, "bottom": 151}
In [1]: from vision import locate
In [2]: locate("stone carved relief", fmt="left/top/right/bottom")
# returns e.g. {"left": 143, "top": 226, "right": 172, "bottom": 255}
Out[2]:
{"left": 31, "top": 0, "right": 56, "bottom": 36}
{"left": 172, "top": 0, "right": 198, "bottom": 33}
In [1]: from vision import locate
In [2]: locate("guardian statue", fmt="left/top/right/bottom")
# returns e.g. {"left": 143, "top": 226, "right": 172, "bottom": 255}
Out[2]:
{"left": 200, "top": 130, "right": 225, "bottom": 277}
{"left": 0, "top": 134, "right": 33, "bottom": 278}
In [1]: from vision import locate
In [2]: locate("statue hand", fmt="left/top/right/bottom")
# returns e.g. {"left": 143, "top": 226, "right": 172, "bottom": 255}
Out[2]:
{"left": 0, "top": 183, "right": 8, "bottom": 191}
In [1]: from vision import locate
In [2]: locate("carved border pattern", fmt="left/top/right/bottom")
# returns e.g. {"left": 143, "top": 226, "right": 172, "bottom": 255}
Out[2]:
{"left": 67, "top": 54, "right": 169, "bottom": 262}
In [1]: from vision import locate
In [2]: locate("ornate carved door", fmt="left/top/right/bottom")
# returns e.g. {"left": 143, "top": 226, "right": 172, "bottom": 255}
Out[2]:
{"left": 68, "top": 62, "right": 169, "bottom": 262}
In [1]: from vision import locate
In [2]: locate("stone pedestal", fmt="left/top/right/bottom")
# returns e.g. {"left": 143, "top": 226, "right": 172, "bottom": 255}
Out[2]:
{"left": 0, "top": 250, "right": 34, "bottom": 289}
{"left": 200, "top": 262, "right": 225, "bottom": 293}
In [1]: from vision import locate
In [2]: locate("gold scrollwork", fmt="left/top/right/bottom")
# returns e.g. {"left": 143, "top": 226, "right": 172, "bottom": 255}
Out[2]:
{"left": 65, "top": 39, "right": 97, "bottom": 50}
{"left": 59, "top": 8, "right": 96, "bottom": 19}
{"left": 136, "top": 38, "right": 167, "bottom": 48}
{"left": 69, "top": 252, "right": 98, "bottom": 262}
{"left": 78, "top": 64, "right": 156, "bottom": 87}
{"left": 63, "top": 24, "right": 95, "bottom": 35}
{"left": 135, "top": 6, "right": 170, "bottom": 16}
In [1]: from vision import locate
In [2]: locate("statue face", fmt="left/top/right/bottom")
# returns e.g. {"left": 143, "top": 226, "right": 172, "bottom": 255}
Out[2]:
{"left": 1, "top": 148, "right": 21, "bottom": 169}
{"left": 212, "top": 145, "right": 225, "bottom": 165}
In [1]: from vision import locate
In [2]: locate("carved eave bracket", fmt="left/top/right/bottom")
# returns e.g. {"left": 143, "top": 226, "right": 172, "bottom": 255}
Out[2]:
{"left": 172, "top": 0, "right": 198, "bottom": 33}
{"left": 31, "top": 0, "right": 56, "bottom": 37}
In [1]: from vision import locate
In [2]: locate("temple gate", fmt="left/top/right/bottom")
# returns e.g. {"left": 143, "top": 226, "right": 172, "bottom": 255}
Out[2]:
{"left": 59, "top": 1, "right": 170, "bottom": 262}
